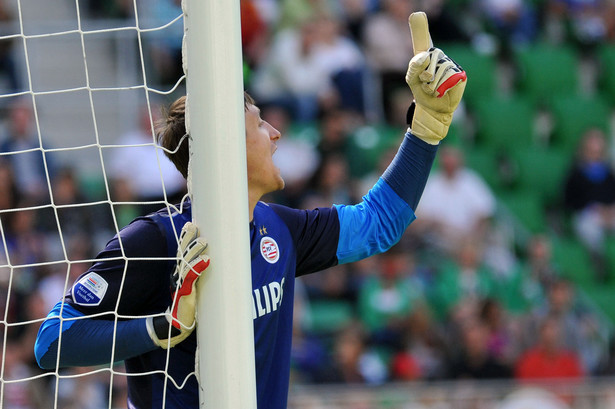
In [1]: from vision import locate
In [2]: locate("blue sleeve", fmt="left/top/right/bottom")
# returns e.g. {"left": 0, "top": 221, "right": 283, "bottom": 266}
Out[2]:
{"left": 334, "top": 132, "right": 437, "bottom": 264}
{"left": 381, "top": 132, "right": 438, "bottom": 210}
{"left": 35, "top": 302, "right": 158, "bottom": 370}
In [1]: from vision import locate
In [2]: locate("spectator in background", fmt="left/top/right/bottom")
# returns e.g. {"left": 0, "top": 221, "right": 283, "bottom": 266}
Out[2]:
{"left": 304, "top": 153, "right": 356, "bottom": 207}
{"left": 2, "top": 339, "right": 50, "bottom": 409}
{"left": 391, "top": 306, "right": 448, "bottom": 380}
{"left": 358, "top": 143, "right": 400, "bottom": 198}
{"left": 478, "top": 0, "right": 538, "bottom": 53}
{"left": 55, "top": 367, "right": 111, "bottom": 409}
{"left": 606, "top": 1, "right": 615, "bottom": 40}
{"left": 546, "top": 0, "right": 607, "bottom": 47}
{"left": 35, "top": 167, "right": 95, "bottom": 244}
{"left": 277, "top": 0, "right": 331, "bottom": 30}
{"left": 301, "top": 263, "right": 358, "bottom": 307}
{"left": 318, "top": 17, "right": 368, "bottom": 115}
{"left": 303, "top": 108, "right": 358, "bottom": 205}
{"left": 0, "top": 1, "right": 20, "bottom": 93}
{"left": 315, "top": 323, "right": 388, "bottom": 384}
{"left": 563, "top": 128, "right": 615, "bottom": 282}
{"left": 0, "top": 99, "right": 53, "bottom": 203}
{"left": 34, "top": 167, "right": 114, "bottom": 266}
{"left": 111, "top": 371, "right": 129, "bottom": 409}
{"left": 338, "top": 0, "right": 373, "bottom": 44}
{"left": 81, "top": 0, "right": 133, "bottom": 19}
{"left": 363, "top": 0, "right": 415, "bottom": 123}
{"left": 515, "top": 316, "right": 584, "bottom": 380}
{"left": 1, "top": 200, "right": 49, "bottom": 293}
{"left": 251, "top": 0, "right": 280, "bottom": 28}
{"left": 109, "top": 177, "right": 140, "bottom": 230}
{"left": 479, "top": 298, "right": 520, "bottom": 367}
{"left": 140, "top": 0, "right": 183, "bottom": 86}
{"left": 501, "top": 234, "right": 559, "bottom": 315}
{"left": 446, "top": 319, "right": 513, "bottom": 379}
{"left": 421, "top": 0, "right": 473, "bottom": 44}
{"left": 16, "top": 290, "right": 52, "bottom": 368}
{"left": 415, "top": 145, "right": 496, "bottom": 256}
{"left": 241, "top": 0, "right": 268, "bottom": 70}
{"left": 0, "top": 159, "right": 20, "bottom": 211}
{"left": 251, "top": 15, "right": 366, "bottom": 121}
{"left": 521, "top": 234, "right": 560, "bottom": 289}
{"left": 108, "top": 106, "right": 186, "bottom": 215}
{"left": 289, "top": 278, "right": 330, "bottom": 384}
{"left": 358, "top": 247, "right": 424, "bottom": 350}
{"left": 523, "top": 279, "right": 605, "bottom": 374}
{"left": 317, "top": 108, "right": 354, "bottom": 159}
{"left": 429, "top": 241, "right": 500, "bottom": 324}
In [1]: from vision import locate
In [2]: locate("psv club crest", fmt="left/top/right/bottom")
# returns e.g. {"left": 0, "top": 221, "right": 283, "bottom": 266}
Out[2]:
{"left": 260, "top": 236, "right": 280, "bottom": 264}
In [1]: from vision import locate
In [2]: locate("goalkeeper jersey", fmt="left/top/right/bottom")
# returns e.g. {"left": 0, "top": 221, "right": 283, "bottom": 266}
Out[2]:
{"left": 35, "top": 132, "right": 437, "bottom": 409}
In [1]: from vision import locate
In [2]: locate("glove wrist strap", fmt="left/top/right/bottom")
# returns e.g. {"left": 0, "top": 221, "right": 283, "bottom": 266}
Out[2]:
{"left": 406, "top": 101, "right": 416, "bottom": 125}
{"left": 147, "top": 315, "right": 181, "bottom": 342}
{"left": 411, "top": 104, "right": 450, "bottom": 145}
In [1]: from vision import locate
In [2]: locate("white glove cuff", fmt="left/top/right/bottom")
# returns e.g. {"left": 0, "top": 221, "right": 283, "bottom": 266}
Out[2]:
{"left": 411, "top": 104, "right": 450, "bottom": 145}
{"left": 146, "top": 316, "right": 163, "bottom": 347}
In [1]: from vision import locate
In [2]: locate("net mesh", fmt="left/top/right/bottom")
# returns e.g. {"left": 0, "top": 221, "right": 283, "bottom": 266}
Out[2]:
{"left": 0, "top": 1, "right": 189, "bottom": 407}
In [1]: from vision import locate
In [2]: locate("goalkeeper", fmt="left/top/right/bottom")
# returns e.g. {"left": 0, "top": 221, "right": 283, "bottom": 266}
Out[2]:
{"left": 34, "top": 13, "right": 465, "bottom": 409}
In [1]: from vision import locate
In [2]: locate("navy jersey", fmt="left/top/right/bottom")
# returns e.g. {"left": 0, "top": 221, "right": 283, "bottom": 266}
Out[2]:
{"left": 35, "top": 132, "right": 438, "bottom": 409}
{"left": 42, "top": 200, "right": 339, "bottom": 408}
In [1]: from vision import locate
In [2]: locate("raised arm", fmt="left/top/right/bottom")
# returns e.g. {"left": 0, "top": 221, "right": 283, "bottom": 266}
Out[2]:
{"left": 335, "top": 12, "right": 467, "bottom": 264}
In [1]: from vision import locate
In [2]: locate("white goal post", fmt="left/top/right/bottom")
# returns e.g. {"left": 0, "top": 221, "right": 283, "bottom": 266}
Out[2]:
{"left": 0, "top": 0, "right": 256, "bottom": 408}
{"left": 183, "top": 0, "right": 257, "bottom": 408}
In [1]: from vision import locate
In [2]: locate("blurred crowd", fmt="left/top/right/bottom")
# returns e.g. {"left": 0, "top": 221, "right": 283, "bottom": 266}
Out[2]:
{"left": 1, "top": 0, "right": 615, "bottom": 407}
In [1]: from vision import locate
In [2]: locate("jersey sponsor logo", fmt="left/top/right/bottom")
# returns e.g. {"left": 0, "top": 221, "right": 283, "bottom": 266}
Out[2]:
{"left": 260, "top": 236, "right": 280, "bottom": 264}
{"left": 253, "top": 277, "right": 285, "bottom": 319}
{"left": 71, "top": 272, "right": 108, "bottom": 306}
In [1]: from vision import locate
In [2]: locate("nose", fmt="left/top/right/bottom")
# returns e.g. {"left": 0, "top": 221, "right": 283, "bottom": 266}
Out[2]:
{"left": 268, "top": 123, "right": 281, "bottom": 141}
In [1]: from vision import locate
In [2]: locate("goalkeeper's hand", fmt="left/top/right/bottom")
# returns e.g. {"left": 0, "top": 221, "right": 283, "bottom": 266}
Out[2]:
{"left": 146, "top": 222, "right": 210, "bottom": 349}
{"left": 405, "top": 12, "right": 467, "bottom": 145}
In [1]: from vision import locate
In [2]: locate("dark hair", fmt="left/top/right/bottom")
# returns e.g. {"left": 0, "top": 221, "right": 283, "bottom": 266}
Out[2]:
{"left": 157, "top": 92, "right": 255, "bottom": 179}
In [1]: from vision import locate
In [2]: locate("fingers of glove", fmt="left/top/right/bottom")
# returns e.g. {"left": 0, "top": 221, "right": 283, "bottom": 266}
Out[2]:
{"left": 188, "top": 253, "right": 210, "bottom": 276}
{"left": 170, "top": 263, "right": 201, "bottom": 330}
{"left": 173, "top": 253, "right": 210, "bottom": 292}
{"left": 409, "top": 12, "right": 431, "bottom": 54}
{"left": 419, "top": 48, "right": 445, "bottom": 83}
{"left": 417, "top": 49, "right": 467, "bottom": 97}
{"left": 405, "top": 51, "right": 430, "bottom": 86}
{"left": 182, "top": 237, "right": 208, "bottom": 265}
{"left": 178, "top": 222, "right": 199, "bottom": 255}
{"left": 422, "top": 59, "right": 457, "bottom": 95}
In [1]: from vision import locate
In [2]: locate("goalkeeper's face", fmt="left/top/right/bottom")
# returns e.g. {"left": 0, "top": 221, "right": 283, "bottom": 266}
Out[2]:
{"left": 245, "top": 103, "right": 284, "bottom": 197}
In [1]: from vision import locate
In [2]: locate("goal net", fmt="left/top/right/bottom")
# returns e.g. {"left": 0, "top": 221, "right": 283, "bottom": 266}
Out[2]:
{"left": 0, "top": 1, "right": 238, "bottom": 408}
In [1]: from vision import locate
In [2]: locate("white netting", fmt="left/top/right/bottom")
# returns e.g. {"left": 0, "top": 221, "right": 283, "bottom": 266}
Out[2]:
{"left": 0, "top": 1, "right": 188, "bottom": 407}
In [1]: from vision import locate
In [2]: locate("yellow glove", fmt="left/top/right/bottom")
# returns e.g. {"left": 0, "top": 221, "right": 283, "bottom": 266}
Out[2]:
{"left": 405, "top": 12, "right": 467, "bottom": 145}
{"left": 146, "top": 222, "right": 210, "bottom": 349}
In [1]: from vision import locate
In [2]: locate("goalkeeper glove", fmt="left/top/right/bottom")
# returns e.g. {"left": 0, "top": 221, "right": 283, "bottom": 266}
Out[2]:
{"left": 146, "top": 222, "right": 210, "bottom": 349}
{"left": 406, "top": 12, "right": 467, "bottom": 145}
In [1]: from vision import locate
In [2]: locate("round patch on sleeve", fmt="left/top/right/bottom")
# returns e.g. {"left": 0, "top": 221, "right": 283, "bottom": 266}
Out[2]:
{"left": 71, "top": 272, "right": 109, "bottom": 306}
